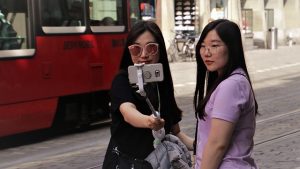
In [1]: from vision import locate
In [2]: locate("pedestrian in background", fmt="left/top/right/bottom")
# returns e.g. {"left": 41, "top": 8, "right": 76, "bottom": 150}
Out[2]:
{"left": 103, "top": 20, "right": 193, "bottom": 169}
{"left": 193, "top": 19, "right": 259, "bottom": 169}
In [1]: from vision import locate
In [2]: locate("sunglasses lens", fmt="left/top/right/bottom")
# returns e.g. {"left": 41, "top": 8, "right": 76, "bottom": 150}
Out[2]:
{"left": 129, "top": 45, "right": 142, "bottom": 56}
{"left": 145, "top": 43, "right": 158, "bottom": 55}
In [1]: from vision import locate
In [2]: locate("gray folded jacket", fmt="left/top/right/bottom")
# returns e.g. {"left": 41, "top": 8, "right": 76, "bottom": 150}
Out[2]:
{"left": 145, "top": 134, "right": 193, "bottom": 169}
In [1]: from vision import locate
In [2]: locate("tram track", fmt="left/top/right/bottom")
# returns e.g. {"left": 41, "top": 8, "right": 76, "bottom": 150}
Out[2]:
{"left": 256, "top": 108, "right": 300, "bottom": 124}
{"left": 85, "top": 164, "right": 102, "bottom": 169}
{"left": 255, "top": 129, "right": 300, "bottom": 146}
{"left": 255, "top": 108, "right": 300, "bottom": 147}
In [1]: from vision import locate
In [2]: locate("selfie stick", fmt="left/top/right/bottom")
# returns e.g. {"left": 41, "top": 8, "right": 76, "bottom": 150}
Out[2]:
{"left": 134, "top": 63, "right": 165, "bottom": 147}
{"left": 134, "top": 64, "right": 160, "bottom": 118}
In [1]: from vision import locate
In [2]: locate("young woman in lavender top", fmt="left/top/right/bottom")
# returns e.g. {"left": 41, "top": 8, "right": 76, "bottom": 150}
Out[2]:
{"left": 193, "top": 19, "right": 259, "bottom": 169}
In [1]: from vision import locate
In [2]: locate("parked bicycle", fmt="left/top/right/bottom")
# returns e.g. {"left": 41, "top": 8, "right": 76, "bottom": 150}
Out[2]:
{"left": 167, "top": 31, "right": 198, "bottom": 62}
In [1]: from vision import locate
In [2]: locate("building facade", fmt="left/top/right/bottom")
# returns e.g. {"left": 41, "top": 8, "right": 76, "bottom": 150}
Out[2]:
{"left": 154, "top": 0, "right": 300, "bottom": 49}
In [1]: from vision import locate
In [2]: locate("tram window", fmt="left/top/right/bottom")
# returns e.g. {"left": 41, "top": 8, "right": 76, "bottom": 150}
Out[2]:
{"left": 89, "top": 0, "right": 125, "bottom": 33}
{"left": 62, "top": 1, "right": 84, "bottom": 26}
{"left": 140, "top": 0, "right": 155, "bottom": 20}
{"left": 40, "top": 0, "right": 86, "bottom": 34}
{"left": 129, "top": 0, "right": 141, "bottom": 27}
{"left": 0, "top": 0, "right": 28, "bottom": 51}
{"left": 40, "top": 0, "right": 63, "bottom": 26}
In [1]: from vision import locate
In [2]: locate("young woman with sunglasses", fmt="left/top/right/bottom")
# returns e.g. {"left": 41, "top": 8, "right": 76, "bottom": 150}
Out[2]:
{"left": 103, "top": 20, "right": 193, "bottom": 169}
{"left": 193, "top": 19, "right": 259, "bottom": 169}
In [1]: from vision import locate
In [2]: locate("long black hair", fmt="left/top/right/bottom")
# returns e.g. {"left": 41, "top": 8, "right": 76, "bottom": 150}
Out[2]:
{"left": 193, "top": 19, "right": 258, "bottom": 119}
{"left": 120, "top": 20, "right": 182, "bottom": 124}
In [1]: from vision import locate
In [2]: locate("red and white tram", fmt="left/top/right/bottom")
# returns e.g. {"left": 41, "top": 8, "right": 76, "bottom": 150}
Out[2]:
{"left": 0, "top": 0, "right": 145, "bottom": 137}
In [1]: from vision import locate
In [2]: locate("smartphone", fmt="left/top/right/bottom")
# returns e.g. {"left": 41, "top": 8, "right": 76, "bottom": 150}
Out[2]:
{"left": 128, "top": 63, "right": 164, "bottom": 84}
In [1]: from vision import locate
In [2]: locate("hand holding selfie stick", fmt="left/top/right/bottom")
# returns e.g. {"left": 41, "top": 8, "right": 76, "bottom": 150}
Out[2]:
{"left": 132, "top": 63, "right": 165, "bottom": 148}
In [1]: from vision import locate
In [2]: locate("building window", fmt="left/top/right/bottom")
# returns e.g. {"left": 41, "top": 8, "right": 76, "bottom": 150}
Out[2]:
{"left": 174, "top": 0, "right": 195, "bottom": 31}
{"left": 265, "top": 9, "right": 274, "bottom": 29}
{"left": 210, "top": 0, "right": 224, "bottom": 20}
{"left": 242, "top": 9, "right": 253, "bottom": 34}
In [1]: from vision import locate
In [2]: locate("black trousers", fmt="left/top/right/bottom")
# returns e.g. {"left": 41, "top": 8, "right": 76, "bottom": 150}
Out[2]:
{"left": 102, "top": 139, "right": 152, "bottom": 169}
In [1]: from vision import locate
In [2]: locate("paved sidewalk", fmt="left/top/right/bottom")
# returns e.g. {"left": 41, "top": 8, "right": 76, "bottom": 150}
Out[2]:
{"left": 245, "top": 44, "right": 300, "bottom": 69}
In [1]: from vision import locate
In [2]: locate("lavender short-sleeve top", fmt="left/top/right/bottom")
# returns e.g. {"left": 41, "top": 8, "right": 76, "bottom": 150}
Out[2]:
{"left": 195, "top": 68, "right": 258, "bottom": 169}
